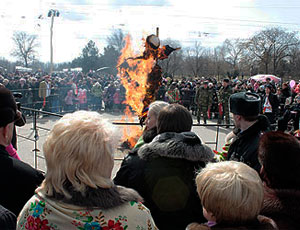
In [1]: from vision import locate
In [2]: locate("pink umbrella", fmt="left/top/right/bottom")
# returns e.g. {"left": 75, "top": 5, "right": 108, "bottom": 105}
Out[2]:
{"left": 250, "top": 74, "right": 281, "bottom": 83}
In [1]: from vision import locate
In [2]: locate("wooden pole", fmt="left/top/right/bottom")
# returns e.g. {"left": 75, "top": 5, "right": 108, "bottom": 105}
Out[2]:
{"left": 156, "top": 27, "right": 159, "bottom": 37}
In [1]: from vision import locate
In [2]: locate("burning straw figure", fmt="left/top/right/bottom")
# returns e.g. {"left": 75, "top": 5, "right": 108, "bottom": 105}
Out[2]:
{"left": 119, "top": 32, "right": 180, "bottom": 126}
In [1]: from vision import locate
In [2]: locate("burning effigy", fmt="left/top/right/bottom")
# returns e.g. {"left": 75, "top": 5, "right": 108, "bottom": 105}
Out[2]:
{"left": 118, "top": 29, "right": 180, "bottom": 147}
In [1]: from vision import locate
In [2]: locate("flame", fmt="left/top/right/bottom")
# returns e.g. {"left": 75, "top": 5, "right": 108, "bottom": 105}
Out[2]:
{"left": 118, "top": 34, "right": 155, "bottom": 148}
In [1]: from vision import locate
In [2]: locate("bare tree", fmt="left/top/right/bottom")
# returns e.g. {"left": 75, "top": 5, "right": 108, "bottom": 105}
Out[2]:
{"left": 160, "top": 38, "right": 184, "bottom": 77}
{"left": 11, "top": 31, "right": 39, "bottom": 67}
{"left": 246, "top": 27, "right": 299, "bottom": 75}
{"left": 211, "top": 46, "right": 228, "bottom": 80}
{"left": 184, "top": 42, "right": 204, "bottom": 77}
{"left": 222, "top": 38, "right": 245, "bottom": 71}
{"left": 286, "top": 45, "right": 300, "bottom": 78}
{"left": 106, "top": 29, "right": 125, "bottom": 53}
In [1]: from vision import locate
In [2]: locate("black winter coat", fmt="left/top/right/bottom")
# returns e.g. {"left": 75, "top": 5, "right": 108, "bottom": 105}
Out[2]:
{"left": 227, "top": 115, "right": 270, "bottom": 172}
{"left": 0, "top": 145, "right": 44, "bottom": 216}
{"left": 115, "top": 132, "right": 214, "bottom": 230}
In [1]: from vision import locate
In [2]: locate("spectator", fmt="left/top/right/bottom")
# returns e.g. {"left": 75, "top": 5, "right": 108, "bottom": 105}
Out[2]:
{"left": 64, "top": 90, "right": 76, "bottom": 112}
{"left": 195, "top": 81, "right": 213, "bottom": 124}
{"left": 165, "top": 82, "right": 181, "bottom": 104}
{"left": 217, "top": 79, "right": 232, "bottom": 127}
{"left": 290, "top": 95, "right": 300, "bottom": 130}
{"left": 262, "top": 85, "right": 279, "bottom": 126}
{"left": 77, "top": 88, "right": 88, "bottom": 110}
{"left": 259, "top": 131, "right": 300, "bottom": 229}
{"left": 113, "top": 88, "right": 121, "bottom": 113}
{"left": 227, "top": 92, "right": 270, "bottom": 171}
{"left": 209, "top": 82, "right": 219, "bottom": 120}
{"left": 38, "top": 76, "right": 51, "bottom": 111}
{"left": 91, "top": 82, "right": 102, "bottom": 111}
{"left": 0, "top": 88, "right": 44, "bottom": 215}
{"left": 50, "top": 82, "right": 60, "bottom": 113}
{"left": 181, "top": 83, "right": 193, "bottom": 111}
{"left": 279, "top": 83, "right": 292, "bottom": 106}
{"left": 114, "top": 100, "right": 169, "bottom": 186}
{"left": 29, "top": 77, "right": 40, "bottom": 111}
{"left": 265, "top": 77, "right": 276, "bottom": 93}
{"left": 187, "top": 161, "right": 277, "bottom": 230}
{"left": 156, "top": 82, "right": 166, "bottom": 101}
{"left": 17, "top": 111, "right": 157, "bottom": 230}
{"left": 116, "top": 104, "right": 214, "bottom": 230}
{"left": 16, "top": 78, "right": 28, "bottom": 107}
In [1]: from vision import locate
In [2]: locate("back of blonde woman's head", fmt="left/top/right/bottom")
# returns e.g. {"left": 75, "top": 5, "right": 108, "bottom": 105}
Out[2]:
{"left": 148, "top": 100, "right": 169, "bottom": 117}
{"left": 40, "top": 111, "right": 116, "bottom": 199}
{"left": 196, "top": 161, "right": 263, "bottom": 224}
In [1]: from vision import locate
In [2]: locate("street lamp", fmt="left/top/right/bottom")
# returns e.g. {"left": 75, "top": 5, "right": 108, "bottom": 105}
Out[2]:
{"left": 48, "top": 9, "right": 59, "bottom": 74}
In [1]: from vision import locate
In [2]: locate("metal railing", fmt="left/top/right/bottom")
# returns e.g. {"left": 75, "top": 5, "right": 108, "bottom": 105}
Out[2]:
{"left": 18, "top": 107, "right": 233, "bottom": 171}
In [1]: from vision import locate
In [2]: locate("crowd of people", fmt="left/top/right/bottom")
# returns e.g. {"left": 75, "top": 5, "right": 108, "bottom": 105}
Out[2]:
{"left": 1, "top": 70, "right": 300, "bottom": 132}
{"left": 1, "top": 70, "right": 300, "bottom": 229}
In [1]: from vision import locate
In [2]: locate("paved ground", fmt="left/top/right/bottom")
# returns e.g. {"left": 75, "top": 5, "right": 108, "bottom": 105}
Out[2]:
{"left": 16, "top": 111, "right": 232, "bottom": 178}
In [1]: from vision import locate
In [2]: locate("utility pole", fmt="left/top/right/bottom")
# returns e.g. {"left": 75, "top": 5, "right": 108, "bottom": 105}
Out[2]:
{"left": 48, "top": 9, "right": 59, "bottom": 74}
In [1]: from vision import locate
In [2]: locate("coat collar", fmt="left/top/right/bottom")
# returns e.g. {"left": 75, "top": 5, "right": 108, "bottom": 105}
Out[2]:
{"left": 46, "top": 184, "right": 143, "bottom": 209}
{"left": 236, "top": 115, "right": 270, "bottom": 138}
{"left": 138, "top": 131, "right": 214, "bottom": 162}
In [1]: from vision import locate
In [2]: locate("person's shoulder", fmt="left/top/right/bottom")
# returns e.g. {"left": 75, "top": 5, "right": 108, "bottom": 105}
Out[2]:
{"left": 6, "top": 156, "right": 44, "bottom": 183}
{"left": 89, "top": 201, "right": 157, "bottom": 230}
{"left": 120, "top": 201, "right": 154, "bottom": 221}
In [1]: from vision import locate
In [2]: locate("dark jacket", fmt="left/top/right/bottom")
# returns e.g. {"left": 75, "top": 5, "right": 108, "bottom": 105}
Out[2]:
{"left": 261, "top": 187, "right": 300, "bottom": 230}
{"left": 114, "top": 127, "right": 157, "bottom": 189}
{"left": 227, "top": 115, "right": 270, "bottom": 172}
{"left": 262, "top": 93, "right": 279, "bottom": 115}
{"left": 186, "top": 215, "right": 277, "bottom": 230}
{"left": 116, "top": 132, "right": 214, "bottom": 230}
{"left": 279, "top": 87, "right": 291, "bottom": 105}
{"left": 0, "top": 204, "right": 16, "bottom": 230}
{"left": 0, "top": 145, "right": 44, "bottom": 216}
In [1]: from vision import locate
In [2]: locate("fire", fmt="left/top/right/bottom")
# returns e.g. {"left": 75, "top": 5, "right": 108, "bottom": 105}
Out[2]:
{"left": 118, "top": 34, "right": 155, "bottom": 147}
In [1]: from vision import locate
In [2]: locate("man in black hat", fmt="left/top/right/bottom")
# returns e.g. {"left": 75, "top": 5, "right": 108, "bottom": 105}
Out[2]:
{"left": 227, "top": 92, "right": 270, "bottom": 171}
{"left": 0, "top": 88, "right": 44, "bottom": 215}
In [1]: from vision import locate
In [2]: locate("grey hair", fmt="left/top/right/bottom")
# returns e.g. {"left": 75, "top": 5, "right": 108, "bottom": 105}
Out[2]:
{"left": 148, "top": 100, "right": 169, "bottom": 117}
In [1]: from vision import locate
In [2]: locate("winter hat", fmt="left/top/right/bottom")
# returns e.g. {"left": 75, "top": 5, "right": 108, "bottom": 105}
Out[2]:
{"left": 229, "top": 92, "right": 261, "bottom": 116}
{"left": 0, "top": 88, "right": 21, "bottom": 127}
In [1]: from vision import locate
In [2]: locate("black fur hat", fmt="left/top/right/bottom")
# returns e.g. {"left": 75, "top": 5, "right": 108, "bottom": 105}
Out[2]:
{"left": 229, "top": 92, "right": 261, "bottom": 116}
{"left": 0, "top": 88, "right": 20, "bottom": 127}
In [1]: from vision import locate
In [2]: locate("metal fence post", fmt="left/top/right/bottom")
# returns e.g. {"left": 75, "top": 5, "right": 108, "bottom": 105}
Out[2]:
{"left": 215, "top": 124, "right": 220, "bottom": 150}
{"left": 33, "top": 110, "right": 39, "bottom": 169}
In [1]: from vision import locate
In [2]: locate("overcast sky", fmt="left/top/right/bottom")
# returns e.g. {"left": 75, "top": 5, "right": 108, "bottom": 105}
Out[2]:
{"left": 0, "top": 0, "right": 300, "bottom": 63}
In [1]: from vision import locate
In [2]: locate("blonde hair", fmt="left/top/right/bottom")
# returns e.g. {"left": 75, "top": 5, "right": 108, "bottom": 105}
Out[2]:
{"left": 196, "top": 161, "right": 263, "bottom": 223}
{"left": 39, "top": 111, "right": 117, "bottom": 199}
